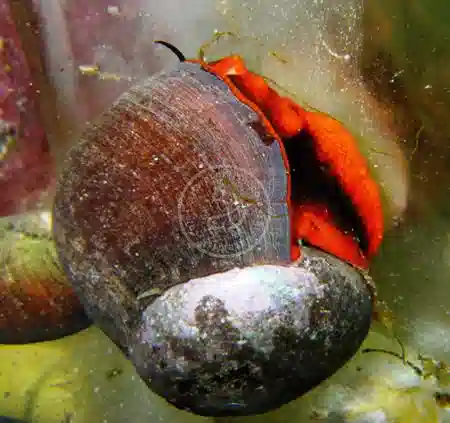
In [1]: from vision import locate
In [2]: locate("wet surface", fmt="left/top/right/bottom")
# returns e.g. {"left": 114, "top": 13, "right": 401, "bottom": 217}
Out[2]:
{"left": 131, "top": 247, "right": 372, "bottom": 416}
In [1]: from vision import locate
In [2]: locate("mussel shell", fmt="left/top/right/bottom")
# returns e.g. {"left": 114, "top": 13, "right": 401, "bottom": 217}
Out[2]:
{"left": 128, "top": 246, "right": 372, "bottom": 416}
{"left": 53, "top": 62, "right": 290, "bottom": 349}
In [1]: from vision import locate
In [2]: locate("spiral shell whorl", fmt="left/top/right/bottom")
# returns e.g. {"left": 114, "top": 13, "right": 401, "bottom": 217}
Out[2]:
{"left": 53, "top": 63, "right": 290, "bottom": 348}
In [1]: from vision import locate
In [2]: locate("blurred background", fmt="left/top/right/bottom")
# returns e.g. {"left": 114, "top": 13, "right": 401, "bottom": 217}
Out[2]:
{"left": 0, "top": 0, "right": 448, "bottom": 422}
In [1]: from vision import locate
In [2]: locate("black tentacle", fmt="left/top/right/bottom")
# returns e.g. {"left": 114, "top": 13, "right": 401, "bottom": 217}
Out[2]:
{"left": 154, "top": 40, "right": 186, "bottom": 62}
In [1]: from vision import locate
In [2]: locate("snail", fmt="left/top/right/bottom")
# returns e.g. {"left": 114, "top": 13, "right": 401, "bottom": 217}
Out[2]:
{"left": 0, "top": 211, "right": 89, "bottom": 344}
{"left": 52, "top": 41, "right": 384, "bottom": 416}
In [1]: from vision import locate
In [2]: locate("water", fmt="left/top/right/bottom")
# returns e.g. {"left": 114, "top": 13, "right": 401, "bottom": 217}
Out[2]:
{"left": 0, "top": 0, "right": 448, "bottom": 422}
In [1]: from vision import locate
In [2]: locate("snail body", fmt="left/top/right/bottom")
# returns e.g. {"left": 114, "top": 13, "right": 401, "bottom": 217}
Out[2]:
{"left": 53, "top": 52, "right": 383, "bottom": 416}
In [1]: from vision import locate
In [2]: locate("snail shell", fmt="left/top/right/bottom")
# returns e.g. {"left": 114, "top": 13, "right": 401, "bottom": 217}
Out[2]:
{"left": 129, "top": 246, "right": 372, "bottom": 416}
{"left": 53, "top": 62, "right": 291, "bottom": 348}
{"left": 0, "top": 212, "right": 89, "bottom": 344}
{"left": 53, "top": 62, "right": 372, "bottom": 416}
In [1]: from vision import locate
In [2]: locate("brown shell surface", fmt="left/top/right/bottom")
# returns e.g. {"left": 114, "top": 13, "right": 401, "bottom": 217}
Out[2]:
{"left": 0, "top": 213, "right": 89, "bottom": 344}
{"left": 53, "top": 62, "right": 290, "bottom": 349}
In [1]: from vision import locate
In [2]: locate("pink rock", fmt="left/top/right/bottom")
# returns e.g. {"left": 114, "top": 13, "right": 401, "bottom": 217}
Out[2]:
{"left": 0, "top": 0, "right": 54, "bottom": 216}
